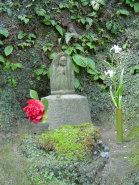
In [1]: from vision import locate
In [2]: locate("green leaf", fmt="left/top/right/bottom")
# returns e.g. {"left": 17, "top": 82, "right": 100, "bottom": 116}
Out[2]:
{"left": 41, "top": 111, "right": 48, "bottom": 123}
{"left": 106, "top": 21, "right": 112, "bottom": 31}
{"left": 43, "top": 44, "right": 53, "bottom": 53}
{"left": 86, "top": 58, "right": 95, "bottom": 69}
{"left": 46, "top": 66, "right": 51, "bottom": 79}
{"left": 49, "top": 52, "right": 58, "bottom": 60}
{"left": 116, "top": 9, "right": 130, "bottom": 16}
{"left": 98, "top": 0, "right": 106, "bottom": 6}
{"left": 87, "top": 12, "right": 97, "bottom": 17}
{"left": 59, "top": 2, "right": 69, "bottom": 9}
{"left": 11, "top": 63, "right": 23, "bottom": 70}
{"left": 87, "top": 69, "right": 98, "bottom": 75}
{"left": 0, "top": 40, "right": 4, "bottom": 45}
{"left": 111, "top": 23, "right": 117, "bottom": 34}
{"left": 7, "top": 8, "right": 13, "bottom": 17}
{"left": 0, "top": 27, "right": 9, "bottom": 37}
{"left": 134, "top": 3, "right": 139, "bottom": 13}
{"left": 55, "top": 25, "right": 64, "bottom": 36}
{"left": 86, "top": 42, "right": 96, "bottom": 50}
{"left": 0, "top": 55, "right": 6, "bottom": 63}
{"left": 18, "top": 31, "right": 27, "bottom": 39}
{"left": 86, "top": 18, "right": 93, "bottom": 27}
{"left": 27, "top": 33, "right": 36, "bottom": 39}
{"left": 73, "top": 62, "right": 80, "bottom": 73}
{"left": 30, "top": 89, "right": 39, "bottom": 100}
{"left": 18, "top": 15, "right": 30, "bottom": 24}
{"left": 81, "top": 0, "right": 89, "bottom": 6}
{"left": 51, "top": 20, "right": 57, "bottom": 26}
{"left": 4, "top": 45, "right": 13, "bottom": 56}
{"left": 116, "top": 69, "right": 124, "bottom": 98}
{"left": 42, "top": 18, "right": 51, "bottom": 25}
{"left": 110, "top": 87, "right": 117, "bottom": 108}
{"left": 41, "top": 98, "right": 48, "bottom": 111}
{"left": 43, "top": 46, "right": 48, "bottom": 53}
{"left": 80, "top": 18, "right": 86, "bottom": 25}
{"left": 71, "top": 15, "right": 77, "bottom": 19}
{"left": 3, "top": 62, "right": 11, "bottom": 71}
{"left": 64, "top": 46, "right": 74, "bottom": 55}
{"left": 11, "top": 78, "right": 17, "bottom": 87}
{"left": 99, "top": 75, "right": 106, "bottom": 80}
{"left": 74, "top": 44, "right": 84, "bottom": 52}
{"left": 74, "top": 78, "right": 81, "bottom": 89}
{"left": 72, "top": 54, "right": 87, "bottom": 67}
{"left": 36, "top": 8, "right": 46, "bottom": 16}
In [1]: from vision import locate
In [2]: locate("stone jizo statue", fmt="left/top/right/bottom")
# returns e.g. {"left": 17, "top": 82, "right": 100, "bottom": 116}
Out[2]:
{"left": 50, "top": 52, "right": 75, "bottom": 95}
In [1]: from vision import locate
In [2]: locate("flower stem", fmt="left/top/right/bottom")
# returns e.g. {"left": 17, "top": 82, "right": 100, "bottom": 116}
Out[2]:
{"left": 116, "top": 108, "right": 123, "bottom": 142}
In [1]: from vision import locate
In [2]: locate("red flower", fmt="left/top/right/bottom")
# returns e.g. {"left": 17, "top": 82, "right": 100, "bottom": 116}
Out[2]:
{"left": 23, "top": 99, "right": 45, "bottom": 123}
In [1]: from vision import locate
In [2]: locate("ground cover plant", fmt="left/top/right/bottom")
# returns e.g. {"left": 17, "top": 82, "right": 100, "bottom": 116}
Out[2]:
{"left": 21, "top": 123, "right": 109, "bottom": 185}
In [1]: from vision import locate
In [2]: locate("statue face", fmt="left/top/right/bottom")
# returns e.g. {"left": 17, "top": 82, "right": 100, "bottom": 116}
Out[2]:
{"left": 59, "top": 56, "right": 67, "bottom": 66}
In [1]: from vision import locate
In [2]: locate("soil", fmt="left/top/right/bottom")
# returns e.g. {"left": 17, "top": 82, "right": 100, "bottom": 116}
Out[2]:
{"left": 0, "top": 122, "right": 135, "bottom": 185}
{"left": 97, "top": 126, "right": 132, "bottom": 183}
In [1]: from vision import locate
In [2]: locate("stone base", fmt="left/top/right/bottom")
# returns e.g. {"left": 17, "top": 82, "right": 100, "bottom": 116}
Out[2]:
{"left": 44, "top": 94, "right": 92, "bottom": 129}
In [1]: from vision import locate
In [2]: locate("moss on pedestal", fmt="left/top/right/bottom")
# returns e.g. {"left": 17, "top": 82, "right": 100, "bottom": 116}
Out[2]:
{"left": 38, "top": 123, "right": 100, "bottom": 160}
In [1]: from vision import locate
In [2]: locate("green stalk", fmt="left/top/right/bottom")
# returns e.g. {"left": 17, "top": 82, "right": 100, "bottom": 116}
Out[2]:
{"left": 116, "top": 108, "right": 123, "bottom": 142}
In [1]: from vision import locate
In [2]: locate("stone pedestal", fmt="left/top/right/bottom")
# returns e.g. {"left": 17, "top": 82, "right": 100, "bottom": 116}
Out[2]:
{"left": 44, "top": 94, "right": 92, "bottom": 129}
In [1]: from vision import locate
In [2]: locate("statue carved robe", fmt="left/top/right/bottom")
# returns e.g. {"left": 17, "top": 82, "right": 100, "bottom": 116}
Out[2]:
{"left": 50, "top": 52, "right": 75, "bottom": 95}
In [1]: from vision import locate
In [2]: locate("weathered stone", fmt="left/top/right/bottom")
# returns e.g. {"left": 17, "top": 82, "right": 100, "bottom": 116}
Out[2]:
{"left": 50, "top": 52, "right": 75, "bottom": 95}
{"left": 45, "top": 94, "right": 92, "bottom": 129}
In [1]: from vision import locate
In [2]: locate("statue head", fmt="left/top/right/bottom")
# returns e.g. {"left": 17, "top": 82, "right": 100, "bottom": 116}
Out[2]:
{"left": 59, "top": 56, "right": 67, "bottom": 66}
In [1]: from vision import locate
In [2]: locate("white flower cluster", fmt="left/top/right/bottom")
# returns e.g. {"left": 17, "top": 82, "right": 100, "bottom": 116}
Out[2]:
{"left": 110, "top": 45, "right": 122, "bottom": 53}
{"left": 104, "top": 69, "right": 115, "bottom": 78}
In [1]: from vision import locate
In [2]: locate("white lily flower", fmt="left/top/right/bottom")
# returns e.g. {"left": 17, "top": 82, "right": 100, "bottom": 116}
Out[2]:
{"left": 110, "top": 45, "right": 122, "bottom": 53}
{"left": 104, "top": 69, "right": 114, "bottom": 78}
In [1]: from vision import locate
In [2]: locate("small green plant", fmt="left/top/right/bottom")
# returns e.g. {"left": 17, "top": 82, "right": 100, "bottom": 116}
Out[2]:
{"left": 2, "top": 59, "right": 23, "bottom": 72}
{"left": 125, "top": 0, "right": 139, "bottom": 13}
{"left": 18, "top": 14, "right": 32, "bottom": 24}
{"left": 18, "top": 31, "right": 27, "bottom": 39}
{"left": 4, "top": 45, "right": 13, "bottom": 56}
{"left": 43, "top": 43, "right": 53, "bottom": 53}
{"left": 36, "top": 8, "right": 64, "bottom": 36}
{"left": 38, "top": 123, "right": 100, "bottom": 160}
{"left": 116, "top": 9, "right": 130, "bottom": 16}
{"left": 78, "top": 32, "right": 97, "bottom": 50}
{"left": 0, "top": 1, "right": 20, "bottom": 17}
{"left": 106, "top": 21, "right": 118, "bottom": 34}
{"left": 0, "top": 27, "right": 9, "bottom": 38}
{"left": 34, "top": 65, "right": 50, "bottom": 80}
{"left": 17, "top": 32, "right": 36, "bottom": 49}
{"left": 71, "top": 15, "right": 93, "bottom": 29}
{"left": 7, "top": 76, "right": 18, "bottom": 87}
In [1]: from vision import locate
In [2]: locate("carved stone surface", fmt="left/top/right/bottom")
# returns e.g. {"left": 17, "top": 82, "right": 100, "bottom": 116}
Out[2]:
{"left": 43, "top": 52, "right": 92, "bottom": 129}
{"left": 50, "top": 52, "right": 75, "bottom": 95}
{"left": 45, "top": 94, "right": 92, "bottom": 129}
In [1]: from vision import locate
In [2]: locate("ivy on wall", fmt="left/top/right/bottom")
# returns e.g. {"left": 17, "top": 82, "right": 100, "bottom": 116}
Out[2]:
{"left": 0, "top": 0, "right": 138, "bottom": 88}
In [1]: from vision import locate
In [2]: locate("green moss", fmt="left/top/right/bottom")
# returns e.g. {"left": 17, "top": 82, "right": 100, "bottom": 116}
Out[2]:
{"left": 38, "top": 123, "right": 100, "bottom": 160}
{"left": 126, "top": 125, "right": 139, "bottom": 169}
